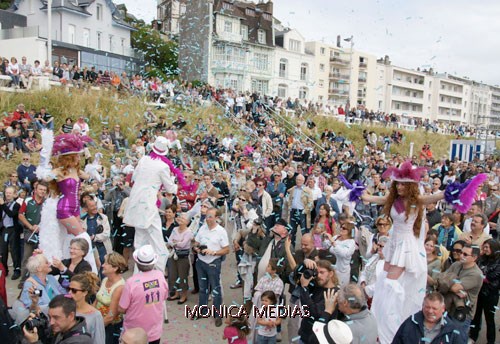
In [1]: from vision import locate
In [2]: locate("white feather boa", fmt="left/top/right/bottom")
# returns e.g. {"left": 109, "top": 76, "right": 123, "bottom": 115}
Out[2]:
{"left": 36, "top": 129, "right": 55, "bottom": 180}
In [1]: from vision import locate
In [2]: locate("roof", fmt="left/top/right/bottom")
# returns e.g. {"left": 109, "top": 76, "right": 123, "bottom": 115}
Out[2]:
{"left": 213, "top": 0, "right": 274, "bottom": 47}
{"left": 10, "top": 0, "right": 134, "bottom": 30}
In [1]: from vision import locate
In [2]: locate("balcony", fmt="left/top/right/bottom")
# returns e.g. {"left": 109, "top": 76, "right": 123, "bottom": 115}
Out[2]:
{"left": 330, "top": 56, "right": 350, "bottom": 65}
{"left": 0, "top": 26, "right": 42, "bottom": 40}
{"left": 328, "top": 89, "right": 349, "bottom": 96}
{"left": 359, "top": 62, "right": 367, "bottom": 68}
{"left": 358, "top": 77, "right": 367, "bottom": 83}
{"left": 329, "top": 72, "right": 350, "bottom": 80}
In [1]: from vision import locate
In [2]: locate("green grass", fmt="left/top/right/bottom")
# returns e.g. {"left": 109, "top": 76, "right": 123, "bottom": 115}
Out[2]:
{"left": 0, "top": 88, "right": 460, "bottom": 183}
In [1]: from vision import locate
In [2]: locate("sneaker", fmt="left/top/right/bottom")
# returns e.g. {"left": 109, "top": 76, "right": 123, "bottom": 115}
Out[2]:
{"left": 215, "top": 318, "right": 222, "bottom": 327}
{"left": 11, "top": 270, "right": 21, "bottom": 281}
{"left": 276, "top": 332, "right": 282, "bottom": 342}
{"left": 230, "top": 282, "right": 243, "bottom": 289}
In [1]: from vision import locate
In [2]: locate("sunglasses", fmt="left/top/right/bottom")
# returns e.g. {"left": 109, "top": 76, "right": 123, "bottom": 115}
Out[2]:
{"left": 68, "top": 287, "right": 83, "bottom": 294}
{"left": 238, "top": 198, "right": 247, "bottom": 202}
{"left": 460, "top": 251, "right": 473, "bottom": 257}
{"left": 452, "top": 249, "right": 462, "bottom": 253}
{"left": 377, "top": 223, "right": 390, "bottom": 226}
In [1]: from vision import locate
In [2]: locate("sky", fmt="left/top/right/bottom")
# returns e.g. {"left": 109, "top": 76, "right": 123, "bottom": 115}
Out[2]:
{"left": 120, "top": 0, "right": 500, "bottom": 86}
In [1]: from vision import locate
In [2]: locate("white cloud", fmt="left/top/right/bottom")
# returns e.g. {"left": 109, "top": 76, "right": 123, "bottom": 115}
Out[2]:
{"left": 120, "top": 0, "right": 500, "bottom": 85}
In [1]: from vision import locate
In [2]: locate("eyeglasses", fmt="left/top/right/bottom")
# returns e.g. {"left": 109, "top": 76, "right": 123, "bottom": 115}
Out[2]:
{"left": 460, "top": 251, "right": 473, "bottom": 257}
{"left": 68, "top": 287, "right": 83, "bottom": 294}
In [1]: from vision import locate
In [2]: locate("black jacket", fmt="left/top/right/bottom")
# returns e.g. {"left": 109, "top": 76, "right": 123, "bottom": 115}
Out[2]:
{"left": 0, "top": 201, "right": 21, "bottom": 231}
{"left": 392, "top": 311, "right": 461, "bottom": 344}
{"left": 298, "top": 283, "right": 338, "bottom": 344}
{"left": 478, "top": 255, "right": 500, "bottom": 297}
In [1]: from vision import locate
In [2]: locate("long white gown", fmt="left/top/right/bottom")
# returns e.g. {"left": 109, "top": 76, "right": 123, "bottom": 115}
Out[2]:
{"left": 39, "top": 196, "right": 98, "bottom": 274}
{"left": 371, "top": 205, "right": 427, "bottom": 344}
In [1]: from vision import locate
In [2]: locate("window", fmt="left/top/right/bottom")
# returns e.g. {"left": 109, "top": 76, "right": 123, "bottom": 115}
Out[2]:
{"left": 222, "top": 2, "right": 232, "bottom": 10}
{"left": 320, "top": 47, "right": 325, "bottom": 55}
{"left": 257, "top": 29, "right": 266, "bottom": 44}
{"left": 253, "top": 53, "right": 269, "bottom": 71}
{"left": 262, "top": 13, "right": 272, "bottom": 21}
{"left": 109, "top": 35, "right": 113, "bottom": 51}
{"left": 279, "top": 59, "right": 287, "bottom": 78}
{"left": 240, "top": 25, "right": 248, "bottom": 40}
{"left": 289, "top": 39, "right": 301, "bottom": 52}
{"left": 245, "top": 8, "right": 255, "bottom": 16}
{"left": 299, "top": 87, "right": 308, "bottom": 99}
{"left": 224, "top": 21, "right": 232, "bottom": 33}
{"left": 97, "top": 32, "right": 102, "bottom": 50}
{"left": 300, "top": 63, "right": 308, "bottom": 81}
{"left": 83, "top": 28, "right": 90, "bottom": 47}
{"left": 68, "top": 24, "right": 75, "bottom": 44}
{"left": 96, "top": 4, "right": 103, "bottom": 21}
{"left": 251, "top": 79, "right": 268, "bottom": 94}
{"left": 319, "top": 64, "right": 325, "bottom": 72}
{"left": 121, "top": 38, "right": 125, "bottom": 54}
{"left": 278, "top": 84, "right": 287, "bottom": 98}
{"left": 180, "top": 5, "right": 186, "bottom": 15}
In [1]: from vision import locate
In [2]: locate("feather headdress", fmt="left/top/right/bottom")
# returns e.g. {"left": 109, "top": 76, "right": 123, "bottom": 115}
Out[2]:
{"left": 52, "top": 134, "right": 92, "bottom": 156}
{"left": 382, "top": 160, "right": 427, "bottom": 183}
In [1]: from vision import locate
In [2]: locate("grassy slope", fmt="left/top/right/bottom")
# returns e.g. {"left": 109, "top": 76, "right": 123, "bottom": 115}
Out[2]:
{"left": 0, "top": 89, "right": 459, "bottom": 182}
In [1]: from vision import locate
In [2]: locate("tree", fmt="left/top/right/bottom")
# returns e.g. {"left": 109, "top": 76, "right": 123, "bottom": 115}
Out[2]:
{"left": 131, "top": 25, "right": 179, "bottom": 80}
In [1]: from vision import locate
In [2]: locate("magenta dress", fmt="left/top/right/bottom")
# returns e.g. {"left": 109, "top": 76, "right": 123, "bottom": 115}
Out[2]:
{"left": 56, "top": 178, "right": 80, "bottom": 219}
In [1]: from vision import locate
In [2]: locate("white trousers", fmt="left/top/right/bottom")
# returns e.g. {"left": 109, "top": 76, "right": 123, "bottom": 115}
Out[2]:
{"left": 134, "top": 220, "right": 169, "bottom": 274}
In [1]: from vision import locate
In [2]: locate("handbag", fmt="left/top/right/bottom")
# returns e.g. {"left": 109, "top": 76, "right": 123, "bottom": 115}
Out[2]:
{"left": 175, "top": 249, "right": 190, "bottom": 258}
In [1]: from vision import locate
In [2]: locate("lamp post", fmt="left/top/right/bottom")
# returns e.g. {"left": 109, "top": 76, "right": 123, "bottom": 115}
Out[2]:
{"left": 47, "top": 0, "right": 52, "bottom": 64}
{"left": 344, "top": 35, "right": 354, "bottom": 112}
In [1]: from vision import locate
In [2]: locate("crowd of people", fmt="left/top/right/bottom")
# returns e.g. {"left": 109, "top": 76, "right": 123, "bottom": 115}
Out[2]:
{"left": 0, "top": 80, "right": 498, "bottom": 344}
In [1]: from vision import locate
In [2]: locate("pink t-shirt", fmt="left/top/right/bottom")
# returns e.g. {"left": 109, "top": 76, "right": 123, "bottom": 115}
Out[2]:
{"left": 119, "top": 270, "right": 168, "bottom": 341}
{"left": 223, "top": 326, "right": 248, "bottom": 344}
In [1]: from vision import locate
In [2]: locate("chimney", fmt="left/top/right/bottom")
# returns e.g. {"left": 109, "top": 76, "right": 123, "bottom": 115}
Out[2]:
{"left": 336, "top": 35, "right": 341, "bottom": 48}
{"left": 257, "top": 1, "right": 273, "bottom": 14}
{"left": 384, "top": 55, "right": 391, "bottom": 65}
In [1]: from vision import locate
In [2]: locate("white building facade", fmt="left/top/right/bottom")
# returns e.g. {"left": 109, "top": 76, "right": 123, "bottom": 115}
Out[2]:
{"left": 272, "top": 26, "right": 315, "bottom": 100}
{"left": 0, "top": 0, "right": 141, "bottom": 73}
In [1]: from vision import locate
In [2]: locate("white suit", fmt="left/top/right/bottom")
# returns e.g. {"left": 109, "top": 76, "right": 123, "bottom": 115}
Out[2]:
{"left": 123, "top": 155, "right": 177, "bottom": 272}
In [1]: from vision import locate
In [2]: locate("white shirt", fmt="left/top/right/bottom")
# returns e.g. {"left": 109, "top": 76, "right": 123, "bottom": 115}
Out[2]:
{"left": 195, "top": 224, "right": 229, "bottom": 264}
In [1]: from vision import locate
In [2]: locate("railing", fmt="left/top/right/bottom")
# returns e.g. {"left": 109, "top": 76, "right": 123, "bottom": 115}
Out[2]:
{"left": 0, "top": 26, "right": 41, "bottom": 40}
{"left": 329, "top": 72, "right": 350, "bottom": 79}
{"left": 330, "top": 56, "right": 350, "bottom": 64}
{"left": 359, "top": 62, "right": 367, "bottom": 68}
{"left": 358, "top": 77, "right": 367, "bottom": 82}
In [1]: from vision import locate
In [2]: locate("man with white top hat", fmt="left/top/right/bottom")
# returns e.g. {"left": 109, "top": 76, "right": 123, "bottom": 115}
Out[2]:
{"left": 123, "top": 136, "right": 187, "bottom": 273}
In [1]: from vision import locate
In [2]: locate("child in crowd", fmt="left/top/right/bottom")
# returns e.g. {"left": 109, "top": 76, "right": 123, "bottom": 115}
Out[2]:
{"left": 255, "top": 291, "right": 281, "bottom": 344}
{"left": 252, "top": 258, "right": 284, "bottom": 307}
{"left": 312, "top": 222, "right": 328, "bottom": 250}
{"left": 223, "top": 313, "right": 250, "bottom": 344}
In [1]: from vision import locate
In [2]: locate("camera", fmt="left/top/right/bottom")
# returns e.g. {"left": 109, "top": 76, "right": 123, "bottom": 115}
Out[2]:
{"left": 95, "top": 225, "right": 104, "bottom": 235}
{"left": 452, "top": 296, "right": 470, "bottom": 322}
{"left": 303, "top": 268, "right": 318, "bottom": 280}
{"left": 33, "top": 289, "right": 43, "bottom": 297}
{"left": 198, "top": 245, "right": 208, "bottom": 255}
{"left": 294, "top": 263, "right": 318, "bottom": 282}
{"left": 22, "top": 312, "right": 50, "bottom": 342}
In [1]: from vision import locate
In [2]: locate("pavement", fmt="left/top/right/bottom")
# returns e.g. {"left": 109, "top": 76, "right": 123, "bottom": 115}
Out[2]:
{"left": 4, "top": 223, "right": 496, "bottom": 344}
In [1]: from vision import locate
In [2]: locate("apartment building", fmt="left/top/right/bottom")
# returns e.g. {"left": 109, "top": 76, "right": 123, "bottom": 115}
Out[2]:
{"left": 0, "top": 0, "right": 141, "bottom": 73}
{"left": 179, "top": 0, "right": 275, "bottom": 94}
{"left": 156, "top": 0, "right": 187, "bottom": 36}
{"left": 489, "top": 85, "right": 500, "bottom": 130}
{"left": 272, "top": 25, "right": 315, "bottom": 100}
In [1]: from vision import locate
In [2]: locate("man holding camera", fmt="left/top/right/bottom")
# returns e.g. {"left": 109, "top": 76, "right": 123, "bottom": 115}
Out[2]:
{"left": 22, "top": 294, "right": 92, "bottom": 344}
{"left": 193, "top": 207, "right": 229, "bottom": 327}
{"left": 437, "top": 244, "right": 483, "bottom": 343}
{"left": 297, "top": 259, "right": 339, "bottom": 344}
{"left": 82, "top": 198, "right": 112, "bottom": 266}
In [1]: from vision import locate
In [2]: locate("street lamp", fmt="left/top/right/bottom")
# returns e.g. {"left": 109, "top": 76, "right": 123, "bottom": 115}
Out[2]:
{"left": 47, "top": 0, "right": 52, "bottom": 64}
{"left": 344, "top": 36, "right": 354, "bottom": 112}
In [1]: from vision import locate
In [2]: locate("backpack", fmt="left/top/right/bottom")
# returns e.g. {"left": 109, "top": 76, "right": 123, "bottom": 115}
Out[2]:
{"left": 0, "top": 298, "right": 23, "bottom": 344}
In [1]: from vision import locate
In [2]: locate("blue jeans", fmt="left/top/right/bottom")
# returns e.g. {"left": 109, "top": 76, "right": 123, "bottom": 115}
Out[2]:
{"left": 457, "top": 317, "right": 472, "bottom": 344}
{"left": 289, "top": 209, "right": 308, "bottom": 247}
{"left": 256, "top": 334, "right": 276, "bottom": 344}
{"left": 196, "top": 258, "right": 222, "bottom": 318}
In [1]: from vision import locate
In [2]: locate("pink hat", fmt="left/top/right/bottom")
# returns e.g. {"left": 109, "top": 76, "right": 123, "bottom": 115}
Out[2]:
{"left": 53, "top": 134, "right": 91, "bottom": 156}
{"left": 382, "top": 160, "right": 427, "bottom": 183}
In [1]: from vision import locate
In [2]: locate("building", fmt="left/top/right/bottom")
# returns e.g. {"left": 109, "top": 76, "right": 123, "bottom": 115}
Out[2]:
{"left": 179, "top": 0, "right": 275, "bottom": 94}
{"left": 489, "top": 85, "right": 500, "bottom": 130}
{"left": 0, "top": 0, "right": 142, "bottom": 74}
{"left": 156, "top": 0, "right": 187, "bottom": 36}
{"left": 305, "top": 40, "right": 377, "bottom": 107}
{"left": 272, "top": 24, "right": 315, "bottom": 100}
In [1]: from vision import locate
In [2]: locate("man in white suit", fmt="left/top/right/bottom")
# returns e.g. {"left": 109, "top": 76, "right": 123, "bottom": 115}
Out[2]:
{"left": 123, "top": 136, "right": 177, "bottom": 273}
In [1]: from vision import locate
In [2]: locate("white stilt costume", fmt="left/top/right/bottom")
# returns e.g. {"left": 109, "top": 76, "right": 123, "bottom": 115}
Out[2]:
{"left": 123, "top": 137, "right": 178, "bottom": 273}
